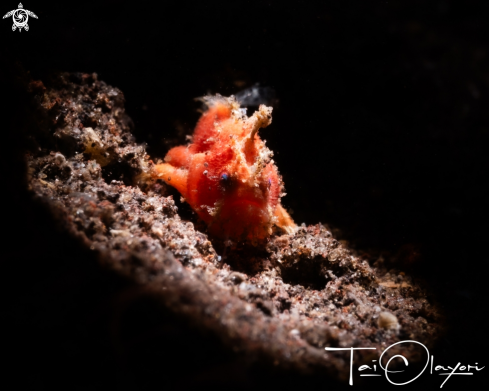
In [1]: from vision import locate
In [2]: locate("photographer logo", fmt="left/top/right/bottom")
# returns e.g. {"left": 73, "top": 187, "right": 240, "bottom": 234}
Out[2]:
{"left": 3, "top": 3, "right": 38, "bottom": 32}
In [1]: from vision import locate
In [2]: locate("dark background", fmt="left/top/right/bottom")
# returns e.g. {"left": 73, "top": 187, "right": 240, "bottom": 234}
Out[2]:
{"left": 1, "top": 0, "right": 488, "bottom": 389}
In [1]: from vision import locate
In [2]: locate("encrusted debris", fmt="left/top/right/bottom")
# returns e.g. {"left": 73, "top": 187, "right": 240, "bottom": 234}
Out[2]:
{"left": 25, "top": 73, "right": 443, "bottom": 380}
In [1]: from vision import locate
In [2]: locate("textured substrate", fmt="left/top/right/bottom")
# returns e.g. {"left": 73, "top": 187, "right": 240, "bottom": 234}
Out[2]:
{"left": 25, "top": 73, "right": 442, "bottom": 381}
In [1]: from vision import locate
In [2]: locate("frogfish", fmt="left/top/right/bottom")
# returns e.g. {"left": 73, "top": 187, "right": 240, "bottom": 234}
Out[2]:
{"left": 153, "top": 95, "right": 296, "bottom": 242}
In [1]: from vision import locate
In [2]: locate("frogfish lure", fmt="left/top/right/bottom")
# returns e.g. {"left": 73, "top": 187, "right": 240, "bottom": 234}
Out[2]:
{"left": 153, "top": 95, "right": 296, "bottom": 242}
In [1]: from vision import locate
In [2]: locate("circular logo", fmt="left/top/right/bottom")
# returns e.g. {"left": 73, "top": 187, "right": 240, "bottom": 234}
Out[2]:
{"left": 13, "top": 9, "right": 28, "bottom": 28}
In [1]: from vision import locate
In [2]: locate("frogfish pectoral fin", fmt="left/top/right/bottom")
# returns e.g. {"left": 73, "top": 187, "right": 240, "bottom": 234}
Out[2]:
{"left": 154, "top": 163, "right": 188, "bottom": 198}
{"left": 274, "top": 204, "right": 296, "bottom": 234}
{"left": 164, "top": 145, "right": 191, "bottom": 168}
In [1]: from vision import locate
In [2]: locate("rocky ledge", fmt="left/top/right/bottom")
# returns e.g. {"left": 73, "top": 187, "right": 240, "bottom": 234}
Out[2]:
{"left": 25, "top": 73, "right": 442, "bottom": 381}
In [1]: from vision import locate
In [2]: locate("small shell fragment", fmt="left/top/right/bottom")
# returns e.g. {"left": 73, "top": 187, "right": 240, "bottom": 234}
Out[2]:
{"left": 378, "top": 311, "right": 400, "bottom": 330}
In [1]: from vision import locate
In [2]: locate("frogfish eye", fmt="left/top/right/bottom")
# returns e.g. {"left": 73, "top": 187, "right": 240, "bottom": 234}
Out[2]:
{"left": 220, "top": 172, "right": 232, "bottom": 190}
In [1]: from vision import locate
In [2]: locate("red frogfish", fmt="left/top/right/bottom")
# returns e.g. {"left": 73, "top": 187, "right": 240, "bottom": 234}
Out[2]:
{"left": 153, "top": 95, "right": 296, "bottom": 242}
